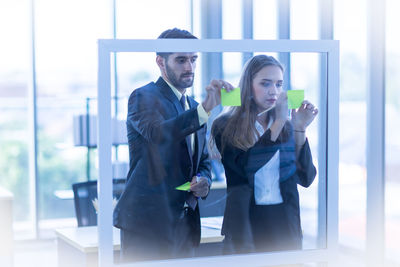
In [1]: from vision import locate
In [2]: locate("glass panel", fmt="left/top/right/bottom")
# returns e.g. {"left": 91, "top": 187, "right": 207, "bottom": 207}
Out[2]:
{"left": 291, "top": 53, "right": 320, "bottom": 249}
{"left": 0, "top": 0, "right": 31, "bottom": 239}
{"left": 223, "top": 52, "right": 242, "bottom": 87}
{"left": 34, "top": 0, "right": 110, "bottom": 233}
{"left": 334, "top": 0, "right": 367, "bottom": 251}
{"left": 385, "top": 0, "right": 400, "bottom": 264}
{"left": 111, "top": 51, "right": 326, "bottom": 264}
{"left": 115, "top": 0, "right": 193, "bottom": 172}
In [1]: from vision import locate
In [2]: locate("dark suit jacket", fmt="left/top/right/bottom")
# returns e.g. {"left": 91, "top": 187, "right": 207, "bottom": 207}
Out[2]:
{"left": 212, "top": 115, "right": 316, "bottom": 253}
{"left": 113, "top": 77, "right": 211, "bottom": 247}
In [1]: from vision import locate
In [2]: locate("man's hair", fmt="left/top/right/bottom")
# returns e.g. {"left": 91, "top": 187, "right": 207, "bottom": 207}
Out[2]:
{"left": 156, "top": 28, "right": 198, "bottom": 58}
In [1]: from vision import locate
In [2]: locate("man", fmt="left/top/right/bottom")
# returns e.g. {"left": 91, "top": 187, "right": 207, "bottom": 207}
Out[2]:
{"left": 113, "top": 28, "right": 233, "bottom": 261}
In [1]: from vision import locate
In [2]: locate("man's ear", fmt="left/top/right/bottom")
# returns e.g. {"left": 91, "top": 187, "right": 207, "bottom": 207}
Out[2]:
{"left": 156, "top": 55, "right": 165, "bottom": 69}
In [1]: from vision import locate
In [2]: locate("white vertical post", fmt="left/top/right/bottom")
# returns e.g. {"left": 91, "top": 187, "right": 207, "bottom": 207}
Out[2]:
{"left": 97, "top": 41, "right": 114, "bottom": 267}
{"left": 366, "top": 0, "right": 386, "bottom": 266}
{"left": 242, "top": 0, "right": 253, "bottom": 65}
{"left": 277, "top": 0, "right": 291, "bottom": 90}
{"left": 327, "top": 43, "right": 340, "bottom": 267}
{"left": 318, "top": 0, "right": 334, "bottom": 252}
{"left": 200, "top": 0, "right": 222, "bottom": 98}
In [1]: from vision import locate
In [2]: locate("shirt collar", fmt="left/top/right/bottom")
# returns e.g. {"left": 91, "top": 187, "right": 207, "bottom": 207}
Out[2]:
{"left": 255, "top": 118, "right": 274, "bottom": 136}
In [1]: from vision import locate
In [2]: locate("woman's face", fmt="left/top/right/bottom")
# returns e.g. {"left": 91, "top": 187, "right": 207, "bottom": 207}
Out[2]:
{"left": 251, "top": 65, "right": 284, "bottom": 113}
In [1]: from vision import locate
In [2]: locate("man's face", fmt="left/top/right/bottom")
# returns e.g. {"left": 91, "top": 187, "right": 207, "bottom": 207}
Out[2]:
{"left": 162, "top": 53, "right": 198, "bottom": 90}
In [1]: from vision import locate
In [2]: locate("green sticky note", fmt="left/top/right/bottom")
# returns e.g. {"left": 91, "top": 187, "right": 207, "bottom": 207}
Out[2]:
{"left": 287, "top": 90, "right": 304, "bottom": 109}
{"left": 221, "top": 87, "right": 241, "bottom": 106}
{"left": 175, "top": 182, "right": 191, "bottom": 191}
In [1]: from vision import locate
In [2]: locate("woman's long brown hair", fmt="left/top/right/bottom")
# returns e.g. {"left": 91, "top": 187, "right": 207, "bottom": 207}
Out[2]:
{"left": 211, "top": 55, "right": 291, "bottom": 153}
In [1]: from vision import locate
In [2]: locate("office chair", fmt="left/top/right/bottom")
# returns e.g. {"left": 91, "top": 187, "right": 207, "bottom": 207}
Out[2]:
{"left": 72, "top": 179, "right": 126, "bottom": 227}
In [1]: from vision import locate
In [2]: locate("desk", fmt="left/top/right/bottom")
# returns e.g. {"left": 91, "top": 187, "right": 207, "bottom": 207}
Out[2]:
{"left": 56, "top": 217, "right": 224, "bottom": 267}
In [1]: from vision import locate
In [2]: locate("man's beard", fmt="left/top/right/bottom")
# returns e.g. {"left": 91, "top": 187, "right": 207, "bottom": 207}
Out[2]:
{"left": 165, "top": 64, "right": 194, "bottom": 89}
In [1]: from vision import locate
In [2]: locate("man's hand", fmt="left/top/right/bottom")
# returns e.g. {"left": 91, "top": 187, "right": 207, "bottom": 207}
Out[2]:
{"left": 202, "top": 79, "right": 234, "bottom": 113}
{"left": 190, "top": 176, "right": 209, "bottom": 198}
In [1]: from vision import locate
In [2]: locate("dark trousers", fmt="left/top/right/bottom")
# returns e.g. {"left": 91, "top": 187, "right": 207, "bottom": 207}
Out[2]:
{"left": 120, "top": 207, "right": 196, "bottom": 263}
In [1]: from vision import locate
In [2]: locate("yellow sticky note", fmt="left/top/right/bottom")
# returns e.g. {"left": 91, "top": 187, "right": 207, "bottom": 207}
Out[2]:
{"left": 287, "top": 90, "right": 304, "bottom": 109}
{"left": 175, "top": 182, "right": 191, "bottom": 191}
{"left": 221, "top": 87, "right": 241, "bottom": 106}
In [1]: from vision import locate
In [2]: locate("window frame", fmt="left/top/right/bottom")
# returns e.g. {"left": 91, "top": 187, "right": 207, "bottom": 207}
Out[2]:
{"left": 97, "top": 38, "right": 339, "bottom": 266}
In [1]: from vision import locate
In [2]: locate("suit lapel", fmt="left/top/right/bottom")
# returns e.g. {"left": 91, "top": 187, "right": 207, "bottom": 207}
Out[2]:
{"left": 156, "top": 77, "right": 184, "bottom": 115}
{"left": 156, "top": 77, "right": 193, "bottom": 167}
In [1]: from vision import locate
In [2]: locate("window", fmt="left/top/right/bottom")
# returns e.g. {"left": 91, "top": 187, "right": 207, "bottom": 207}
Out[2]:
{"left": 334, "top": 0, "right": 368, "bottom": 251}
{"left": 0, "top": 0, "right": 31, "bottom": 238}
{"left": 385, "top": 0, "right": 400, "bottom": 263}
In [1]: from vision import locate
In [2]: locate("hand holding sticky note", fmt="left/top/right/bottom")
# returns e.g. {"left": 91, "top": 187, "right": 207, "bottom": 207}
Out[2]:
{"left": 221, "top": 87, "right": 241, "bottom": 106}
{"left": 287, "top": 90, "right": 304, "bottom": 109}
{"left": 176, "top": 182, "right": 191, "bottom": 191}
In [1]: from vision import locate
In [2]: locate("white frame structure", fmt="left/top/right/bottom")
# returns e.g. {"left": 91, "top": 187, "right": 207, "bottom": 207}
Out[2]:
{"left": 97, "top": 39, "right": 339, "bottom": 267}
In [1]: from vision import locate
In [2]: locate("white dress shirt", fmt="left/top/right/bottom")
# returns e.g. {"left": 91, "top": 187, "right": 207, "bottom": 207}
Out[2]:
{"left": 253, "top": 120, "right": 284, "bottom": 205}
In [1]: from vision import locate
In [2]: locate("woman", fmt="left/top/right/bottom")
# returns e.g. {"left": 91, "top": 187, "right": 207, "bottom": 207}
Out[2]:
{"left": 211, "top": 55, "right": 318, "bottom": 254}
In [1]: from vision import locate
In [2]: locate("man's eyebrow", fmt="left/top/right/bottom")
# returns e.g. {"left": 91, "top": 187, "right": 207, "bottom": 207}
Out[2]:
{"left": 175, "top": 55, "right": 198, "bottom": 60}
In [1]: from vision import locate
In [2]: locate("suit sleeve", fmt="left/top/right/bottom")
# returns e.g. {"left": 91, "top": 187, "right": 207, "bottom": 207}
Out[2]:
{"left": 294, "top": 138, "right": 317, "bottom": 188}
{"left": 127, "top": 89, "right": 204, "bottom": 144}
{"left": 198, "top": 127, "right": 212, "bottom": 186}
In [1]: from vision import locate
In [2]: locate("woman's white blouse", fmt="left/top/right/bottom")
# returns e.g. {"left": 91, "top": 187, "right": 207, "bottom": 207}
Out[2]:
{"left": 253, "top": 120, "right": 284, "bottom": 205}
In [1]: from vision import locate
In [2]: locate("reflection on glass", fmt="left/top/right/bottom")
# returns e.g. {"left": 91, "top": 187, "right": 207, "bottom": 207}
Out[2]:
{"left": 113, "top": 44, "right": 325, "bottom": 263}
{"left": 114, "top": 29, "right": 214, "bottom": 262}
{"left": 292, "top": 53, "right": 320, "bottom": 249}
{"left": 210, "top": 55, "right": 318, "bottom": 253}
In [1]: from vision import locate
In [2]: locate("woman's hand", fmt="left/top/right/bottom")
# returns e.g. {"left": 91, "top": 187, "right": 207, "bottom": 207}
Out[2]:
{"left": 274, "top": 91, "right": 288, "bottom": 123}
{"left": 270, "top": 91, "right": 288, "bottom": 142}
{"left": 291, "top": 100, "right": 318, "bottom": 131}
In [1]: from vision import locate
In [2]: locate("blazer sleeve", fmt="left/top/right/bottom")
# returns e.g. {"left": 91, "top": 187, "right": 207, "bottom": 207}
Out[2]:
{"left": 197, "top": 126, "right": 212, "bottom": 187}
{"left": 294, "top": 138, "right": 317, "bottom": 188}
{"left": 127, "top": 89, "right": 204, "bottom": 144}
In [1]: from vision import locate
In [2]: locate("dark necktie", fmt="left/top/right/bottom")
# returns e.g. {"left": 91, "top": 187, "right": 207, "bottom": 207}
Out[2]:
{"left": 180, "top": 95, "right": 186, "bottom": 110}
{"left": 180, "top": 95, "right": 193, "bottom": 156}
{"left": 180, "top": 95, "right": 197, "bottom": 210}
